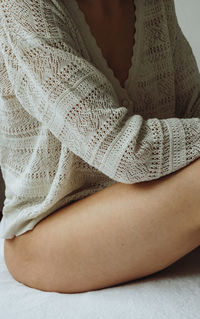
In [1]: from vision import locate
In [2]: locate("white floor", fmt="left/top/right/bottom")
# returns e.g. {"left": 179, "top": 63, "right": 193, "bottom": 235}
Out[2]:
{"left": 1, "top": 238, "right": 200, "bottom": 319}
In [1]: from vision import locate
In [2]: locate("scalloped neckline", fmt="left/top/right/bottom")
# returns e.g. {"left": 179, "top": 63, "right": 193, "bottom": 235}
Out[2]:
{"left": 71, "top": 0, "right": 140, "bottom": 94}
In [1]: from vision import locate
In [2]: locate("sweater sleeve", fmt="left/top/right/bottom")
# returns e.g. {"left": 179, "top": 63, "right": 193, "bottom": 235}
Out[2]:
{"left": 172, "top": 5, "right": 200, "bottom": 118}
{"left": 1, "top": 0, "right": 200, "bottom": 184}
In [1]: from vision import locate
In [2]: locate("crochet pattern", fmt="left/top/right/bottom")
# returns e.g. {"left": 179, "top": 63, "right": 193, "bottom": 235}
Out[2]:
{"left": 0, "top": 0, "right": 200, "bottom": 238}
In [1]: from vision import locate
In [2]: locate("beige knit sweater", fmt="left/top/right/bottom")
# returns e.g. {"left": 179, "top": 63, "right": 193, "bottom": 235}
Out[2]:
{"left": 0, "top": 0, "right": 200, "bottom": 239}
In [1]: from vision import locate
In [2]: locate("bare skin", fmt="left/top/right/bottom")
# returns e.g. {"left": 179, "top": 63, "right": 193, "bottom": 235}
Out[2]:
{"left": 4, "top": 1, "right": 200, "bottom": 294}
{"left": 4, "top": 158, "right": 200, "bottom": 293}
{"left": 76, "top": 0, "right": 136, "bottom": 88}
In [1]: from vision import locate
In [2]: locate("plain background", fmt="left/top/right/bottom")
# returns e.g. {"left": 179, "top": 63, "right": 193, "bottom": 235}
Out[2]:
{"left": 0, "top": 1, "right": 200, "bottom": 216}
{"left": 174, "top": 0, "right": 200, "bottom": 70}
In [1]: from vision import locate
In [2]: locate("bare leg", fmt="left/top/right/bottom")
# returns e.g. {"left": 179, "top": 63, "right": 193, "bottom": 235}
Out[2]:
{"left": 4, "top": 159, "right": 200, "bottom": 294}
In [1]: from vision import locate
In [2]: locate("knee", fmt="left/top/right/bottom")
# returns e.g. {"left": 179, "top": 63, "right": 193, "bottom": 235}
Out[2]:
{"left": 4, "top": 236, "right": 77, "bottom": 293}
{"left": 4, "top": 234, "right": 35, "bottom": 287}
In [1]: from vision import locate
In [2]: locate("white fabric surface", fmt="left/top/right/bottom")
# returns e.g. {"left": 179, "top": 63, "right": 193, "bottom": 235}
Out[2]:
{"left": 0, "top": 237, "right": 200, "bottom": 319}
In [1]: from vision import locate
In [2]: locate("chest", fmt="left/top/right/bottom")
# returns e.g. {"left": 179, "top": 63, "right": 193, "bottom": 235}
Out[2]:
{"left": 76, "top": 1, "right": 136, "bottom": 88}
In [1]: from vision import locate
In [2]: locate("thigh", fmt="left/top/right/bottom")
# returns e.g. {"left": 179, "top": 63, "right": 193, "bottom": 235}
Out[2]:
{"left": 4, "top": 159, "right": 200, "bottom": 293}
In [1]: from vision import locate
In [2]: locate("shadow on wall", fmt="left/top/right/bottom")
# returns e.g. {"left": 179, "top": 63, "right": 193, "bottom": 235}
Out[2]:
{"left": 0, "top": 169, "right": 5, "bottom": 221}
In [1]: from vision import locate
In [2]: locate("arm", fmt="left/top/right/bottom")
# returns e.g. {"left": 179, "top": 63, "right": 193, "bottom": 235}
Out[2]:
{"left": 1, "top": 0, "right": 200, "bottom": 185}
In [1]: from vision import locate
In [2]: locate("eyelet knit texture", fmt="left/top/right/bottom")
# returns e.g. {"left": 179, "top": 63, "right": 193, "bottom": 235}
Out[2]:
{"left": 0, "top": 0, "right": 200, "bottom": 238}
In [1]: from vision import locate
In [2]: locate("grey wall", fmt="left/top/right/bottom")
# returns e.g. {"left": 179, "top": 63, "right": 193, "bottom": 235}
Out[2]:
{"left": 174, "top": 0, "right": 200, "bottom": 70}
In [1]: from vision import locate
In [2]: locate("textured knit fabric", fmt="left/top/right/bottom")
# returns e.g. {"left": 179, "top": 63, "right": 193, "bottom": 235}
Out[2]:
{"left": 0, "top": 0, "right": 200, "bottom": 239}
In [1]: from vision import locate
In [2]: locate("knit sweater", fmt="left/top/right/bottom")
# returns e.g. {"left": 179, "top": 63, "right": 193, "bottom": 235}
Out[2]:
{"left": 0, "top": 0, "right": 200, "bottom": 239}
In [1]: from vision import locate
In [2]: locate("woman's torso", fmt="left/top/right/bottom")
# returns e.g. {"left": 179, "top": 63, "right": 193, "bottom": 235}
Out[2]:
{"left": 0, "top": 0, "right": 179, "bottom": 238}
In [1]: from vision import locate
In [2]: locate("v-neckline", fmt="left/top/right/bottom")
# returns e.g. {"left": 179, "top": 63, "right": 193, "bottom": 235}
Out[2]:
{"left": 68, "top": 0, "right": 143, "bottom": 95}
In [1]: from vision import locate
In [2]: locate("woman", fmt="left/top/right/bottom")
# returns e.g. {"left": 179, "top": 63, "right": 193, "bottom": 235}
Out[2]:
{"left": 0, "top": 0, "right": 200, "bottom": 293}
